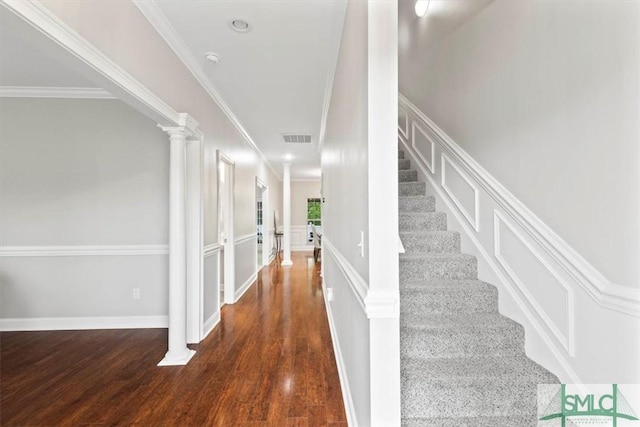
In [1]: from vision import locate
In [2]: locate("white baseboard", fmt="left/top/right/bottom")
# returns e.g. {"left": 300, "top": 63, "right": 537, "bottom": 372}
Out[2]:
{"left": 0, "top": 315, "right": 168, "bottom": 331}
{"left": 323, "top": 281, "right": 358, "bottom": 426}
{"left": 234, "top": 272, "right": 258, "bottom": 302}
{"left": 201, "top": 311, "right": 221, "bottom": 340}
{"left": 292, "top": 245, "right": 314, "bottom": 252}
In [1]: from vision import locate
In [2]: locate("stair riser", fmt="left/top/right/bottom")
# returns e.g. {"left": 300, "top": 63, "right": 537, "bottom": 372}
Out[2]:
{"left": 399, "top": 159, "right": 411, "bottom": 170}
{"left": 399, "top": 170, "right": 418, "bottom": 182}
{"left": 399, "top": 258, "right": 477, "bottom": 282}
{"left": 400, "top": 213, "right": 447, "bottom": 232}
{"left": 400, "top": 232, "right": 460, "bottom": 253}
{"left": 400, "top": 288, "right": 498, "bottom": 315}
{"left": 400, "top": 326, "right": 524, "bottom": 359}
{"left": 401, "top": 381, "right": 538, "bottom": 419}
{"left": 400, "top": 182, "right": 426, "bottom": 196}
{"left": 399, "top": 196, "right": 435, "bottom": 212}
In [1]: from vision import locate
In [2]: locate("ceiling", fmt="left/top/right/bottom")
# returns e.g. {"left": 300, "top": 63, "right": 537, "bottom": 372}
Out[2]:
{"left": 1, "top": 1, "right": 347, "bottom": 181}
{"left": 143, "top": 0, "right": 347, "bottom": 180}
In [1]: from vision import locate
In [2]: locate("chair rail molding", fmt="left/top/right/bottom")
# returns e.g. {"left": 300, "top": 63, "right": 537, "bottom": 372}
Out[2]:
{"left": 0, "top": 245, "right": 169, "bottom": 257}
{"left": 398, "top": 93, "right": 640, "bottom": 317}
{"left": 322, "top": 237, "right": 367, "bottom": 312}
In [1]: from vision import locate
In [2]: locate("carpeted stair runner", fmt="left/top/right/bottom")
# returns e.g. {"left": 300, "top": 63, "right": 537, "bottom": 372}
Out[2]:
{"left": 398, "top": 148, "right": 558, "bottom": 426}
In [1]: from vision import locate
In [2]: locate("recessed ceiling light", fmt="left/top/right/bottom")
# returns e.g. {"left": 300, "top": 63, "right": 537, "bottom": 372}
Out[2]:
{"left": 415, "top": 0, "right": 430, "bottom": 17}
{"left": 284, "top": 153, "right": 293, "bottom": 161}
{"left": 229, "top": 19, "right": 251, "bottom": 33}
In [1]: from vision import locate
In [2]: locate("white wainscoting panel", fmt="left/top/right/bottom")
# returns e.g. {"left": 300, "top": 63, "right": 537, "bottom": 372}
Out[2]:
{"left": 411, "top": 121, "right": 435, "bottom": 173}
{"left": 398, "top": 108, "right": 408, "bottom": 139}
{"left": 494, "top": 210, "right": 574, "bottom": 355}
{"left": 441, "top": 153, "right": 480, "bottom": 232}
{"left": 291, "top": 225, "right": 313, "bottom": 251}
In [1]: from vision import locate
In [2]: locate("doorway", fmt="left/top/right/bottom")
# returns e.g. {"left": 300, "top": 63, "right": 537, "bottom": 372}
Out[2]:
{"left": 217, "top": 151, "right": 235, "bottom": 307}
{"left": 256, "top": 178, "right": 269, "bottom": 269}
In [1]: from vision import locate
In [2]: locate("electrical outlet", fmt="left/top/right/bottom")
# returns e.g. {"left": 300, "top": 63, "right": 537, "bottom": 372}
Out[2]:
{"left": 132, "top": 288, "right": 141, "bottom": 300}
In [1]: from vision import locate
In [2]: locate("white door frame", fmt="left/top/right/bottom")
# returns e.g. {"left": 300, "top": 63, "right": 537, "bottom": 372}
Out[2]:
{"left": 256, "top": 177, "right": 270, "bottom": 267}
{"left": 186, "top": 135, "right": 204, "bottom": 344}
{"left": 217, "top": 151, "right": 236, "bottom": 305}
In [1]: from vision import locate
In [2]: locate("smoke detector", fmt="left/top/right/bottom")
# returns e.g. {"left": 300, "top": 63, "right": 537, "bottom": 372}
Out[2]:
{"left": 205, "top": 52, "right": 220, "bottom": 64}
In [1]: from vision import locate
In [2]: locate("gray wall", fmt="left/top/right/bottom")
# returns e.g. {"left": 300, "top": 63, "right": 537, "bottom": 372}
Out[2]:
{"left": 321, "top": 0, "right": 371, "bottom": 424}
{"left": 0, "top": 98, "right": 169, "bottom": 321}
{"left": 399, "top": 0, "right": 640, "bottom": 287}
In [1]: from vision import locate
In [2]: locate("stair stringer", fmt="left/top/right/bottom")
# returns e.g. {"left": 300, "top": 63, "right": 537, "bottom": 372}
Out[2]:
{"left": 398, "top": 137, "right": 581, "bottom": 385}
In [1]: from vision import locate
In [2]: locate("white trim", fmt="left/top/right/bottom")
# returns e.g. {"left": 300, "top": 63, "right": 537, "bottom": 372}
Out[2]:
{"left": 235, "top": 233, "right": 257, "bottom": 245}
{"left": 399, "top": 93, "right": 640, "bottom": 317}
{"left": 0, "top": 315, "right": 168, "bottom": 332}
{"left": 494, "top": 210, "right": 575, "bottom": 356}
{"left": 398, "top": 108, "right": 409, "bottom": 139}
{"left": 201, "top": 311, "right": 221, "bottom": 341}
{"left": 204, "top": 243, "right": 222, "bottom": 258}
{"left": 291, "top": 178, "right": 322, "bottom": 183}
{"left": 234, "top": 272, "right": 257, "bottom": 302}
{"left": 364, "top": 289, "right": 400, "bottom": 319}
{"left": 0, "top": 245, "right": 168, "bottom": 257}
{"left": 441, "top": 152, "right": 480, "bottom": 232}
{"left": 1, "top": 1, "right": 182, "bottom": 126}
{"left": 399, "top": 135, "right": 582, "bottom": 384}
{"left": 411, "top": 120, "right": 434, "bottom": 174}
{"left": 0, "top": 86, "right": 115, "bottom": 99}
{"left": 133, "top": 0, "right": 282, "bottom": 181}
{"left": 292, "top": 245, "right": 314, "bottom": 252}
{"left": 322, "top": 281, "right": 358, "bottom": 427}
{"left": 322, "top": 237, "right": 367, "bottom": 312}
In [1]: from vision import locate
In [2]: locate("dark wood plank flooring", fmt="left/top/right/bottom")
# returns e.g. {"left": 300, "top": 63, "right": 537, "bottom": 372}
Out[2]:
{"left": 0, "top": 253, "right": 346, "bottom": 426}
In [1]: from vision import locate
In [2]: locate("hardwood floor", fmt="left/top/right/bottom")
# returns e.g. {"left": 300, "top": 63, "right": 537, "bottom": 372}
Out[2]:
{"left": 0, "top": 253, "right": 346, "bottom": 426}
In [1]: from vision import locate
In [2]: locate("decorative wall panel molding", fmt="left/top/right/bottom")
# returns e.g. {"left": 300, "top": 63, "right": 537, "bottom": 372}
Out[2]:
{"left": 494, "top": 210, "right": 575, "bottom": 355}
{"left": 411, "top": 121, "right": 435, "bottom": 173}
{"left": 399, "top": 93, "right": 639, "bottom": 317}
{"left": 441, "top": 153, "right": 480, "bottom": 232}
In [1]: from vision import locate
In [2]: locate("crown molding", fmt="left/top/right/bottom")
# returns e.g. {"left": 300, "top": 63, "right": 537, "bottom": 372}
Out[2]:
{"left": 0, "top": 86, "right": 116, "bottom": 99}
{"left": 133, "top": 0, "right": 282, "bottom": 181}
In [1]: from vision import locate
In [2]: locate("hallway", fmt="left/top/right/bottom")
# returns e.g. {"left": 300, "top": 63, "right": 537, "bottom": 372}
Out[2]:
{"left": 0, "top": 253, "right": 346, "bottom": 426}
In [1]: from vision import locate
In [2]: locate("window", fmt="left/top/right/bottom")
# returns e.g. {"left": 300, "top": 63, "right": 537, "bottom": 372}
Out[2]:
{"left": 307, "top": 198, "right": 322, "bottom": 242}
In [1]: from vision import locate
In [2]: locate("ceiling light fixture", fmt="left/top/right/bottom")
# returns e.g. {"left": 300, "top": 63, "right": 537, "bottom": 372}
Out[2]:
{"left": 229, "top": 19, "right": 251, "bottom": 33}
{"left": 415, "top": 0, "right": 430, "bottom": 17}
{"left": 284, "top": 153, "right": 293, "bottom": 161}
{"left": 204, "top": 52, "right": 220, "bottom": 64}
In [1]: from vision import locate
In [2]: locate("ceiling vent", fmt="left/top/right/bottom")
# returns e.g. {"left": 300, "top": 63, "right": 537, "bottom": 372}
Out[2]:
{"left": 283, "top": 134, "right": 312, "bottom": 143}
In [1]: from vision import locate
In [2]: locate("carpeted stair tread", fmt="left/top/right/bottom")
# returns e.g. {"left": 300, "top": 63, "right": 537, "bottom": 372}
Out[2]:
{"left": 401, "top": 312, "right": 520, "bottom": 330}
{"left": 399, "top": 230, "right": 460, "bottom": 253}
{"left": 399, "top": 195, "right": 436, "bottom": 212}
{"left": 400, "top": 253, "right": 477, "bottom": 281}
{"left": 399, "top": 159, "right": 411, "bottom": 170}
{"left": 399, "top": 169, "right": 418, "bottom": 182}
{"left": 401, "top": 356, "right": 558, "bottom": 383}
{"left": 401, "top": 416, "right": 537, "bottom": 427}
{"left": 399, "top": 212, "right": 447, "bottom": 232}
{"left": 399, "top": 181, "right": 426, "bottom": 196}
{"left": 400, "top": 280, "right": 499, "bottom": 314}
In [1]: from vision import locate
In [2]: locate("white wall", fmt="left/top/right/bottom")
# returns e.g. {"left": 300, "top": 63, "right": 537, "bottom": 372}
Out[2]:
{"left": 321, "top": 0, "right": 370, "bottom": 424}
{"left": 398, "top": 0, "right": 640, "bottom": 383}
{"left": 399, "top": 0, "right": 640, "bottom": 288}
{"left": 0, "top": 98, "right": 169, "bottom": 325}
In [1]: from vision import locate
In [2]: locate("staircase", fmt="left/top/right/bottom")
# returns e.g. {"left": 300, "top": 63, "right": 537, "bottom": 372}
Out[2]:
{"left": 398, "top": 148, "right": 558, "bottom": 426}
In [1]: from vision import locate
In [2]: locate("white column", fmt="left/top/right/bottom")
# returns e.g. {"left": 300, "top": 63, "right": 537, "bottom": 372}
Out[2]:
{"left": 158, "top": 127, "right": 196, "bottom": 366}
{"left": 282, "top": 163, "right": 293, "bottom": 266}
